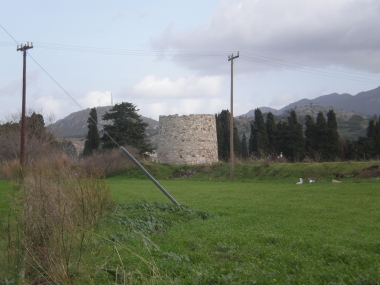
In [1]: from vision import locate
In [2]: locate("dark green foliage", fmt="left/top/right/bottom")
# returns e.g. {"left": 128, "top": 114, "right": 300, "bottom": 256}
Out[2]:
{"left": 327, "top": 110, "right": 340, "bottom": 160}
{"left": 215, "top": 110, "right": 240, "bottom": 161}
{"left": 344, "top": 139, "right": 360, "bottom": 160}
{"left": 215, "top": 111, "right": 230, "bottom": 161}
{"left": 305, "top": 110, "right": 340, "bottom": 161}
{"left": 108, "top": 201, "right": 213, "bottom": 237}
{"left": 304, "top": 114, "right": 318, "bottom": 158}
{"left": 275, "top": 120, "right": 288, "bottom": 158}
{"left": 366, "top": 119, "right": 380, "bottom": 157}
{"left": 241, "top": 133, "right": 248, "bottom": 159}
{"left": 233, "top": 125, "right": 241, "bottom": 158}
{"left": 266, "top": 112, "right": 277, "bottom": 157}
{"left": 282, "top": 110, "right": 305, "bottom": 162}
{"left": 249, "top": 109, "right": 268, "bottom": 158}
{"left": 83, "top": 108, "right": 100, "bottom": 156}
{"left": 101, "top": 102, "right": 152, "bottom": 154}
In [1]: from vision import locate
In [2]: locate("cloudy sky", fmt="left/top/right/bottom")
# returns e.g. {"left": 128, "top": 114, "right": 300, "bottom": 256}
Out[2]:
{"left": 1, "top": 0, "right": 380, "bottom": 123}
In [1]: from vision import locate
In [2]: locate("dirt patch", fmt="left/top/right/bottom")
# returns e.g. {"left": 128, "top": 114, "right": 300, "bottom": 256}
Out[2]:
{"left": 173, "top": 169, "right": 197, "bottom": 178}
{"left": 358, "top": 164, "right": 380, "bottom": 178}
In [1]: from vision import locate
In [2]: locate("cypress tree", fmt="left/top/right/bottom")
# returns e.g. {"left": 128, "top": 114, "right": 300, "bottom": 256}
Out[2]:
{"left": 275, "top": 120, "right": 288, "bottom": 158}
{"left": 215, "top": 110, "right": 230, "bottom": 161}
{"left": 83, "top": 107, "right": 100, "bottom": 156}
{"left": 233, "top": 125, "right": 241, "bottom": 158}
{"left": 316, "top": 112, "right": 329, "bottom": 160}
{"left": 215, "top": 109, "right": 241, "bottom": 161}
{"left": 304, "top": 114, "right": 317, "bottom": 159}
{"left": 241, "top": 133, "right": 249, "bottom": 159}
{"left": 283, "top": 110, "right": 305, "bottom": 162}
{"left": 365, "top": 119, "right": 380, "bottom": 158}
{"left": 266, "top": 112, "right": 277, "bottom": 158}
{"left": 249, "top": 108, "right": 268, "bottom": 158}
{"left": 326, "top": 109, "right": 340, "bottom": 160}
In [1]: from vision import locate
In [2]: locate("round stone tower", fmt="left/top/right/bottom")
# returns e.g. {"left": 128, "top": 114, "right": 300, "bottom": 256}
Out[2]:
{"left": 157, "top": 114, "right": 218, "bottom": 165}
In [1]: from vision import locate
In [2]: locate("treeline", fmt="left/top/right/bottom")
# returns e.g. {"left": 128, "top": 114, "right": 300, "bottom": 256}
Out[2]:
{"left": 0, "top": 102, "right": 152, "bottom": 163}
{"left": 216, "top": 109, "right": 380, "bottom": 162}
{"left": 0, "top": 112, "right": 77, "bottom": 162}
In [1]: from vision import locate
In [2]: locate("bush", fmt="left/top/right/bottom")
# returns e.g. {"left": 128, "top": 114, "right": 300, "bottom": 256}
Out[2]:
{"left": 6, "top": 153, "right": 112, "bottom": 284}
{"left": 80, "top": 146, "right": 141, "bottom": 176}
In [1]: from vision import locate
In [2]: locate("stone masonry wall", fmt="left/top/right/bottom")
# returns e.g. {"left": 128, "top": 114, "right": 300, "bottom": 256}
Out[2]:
{"left": 157, "top": 114, "right": 218, "bottom": 165}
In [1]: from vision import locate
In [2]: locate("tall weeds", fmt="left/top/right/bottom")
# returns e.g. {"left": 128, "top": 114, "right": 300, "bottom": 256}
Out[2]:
{"left": 7, "top": 154, "right": 111, "bottom": 284}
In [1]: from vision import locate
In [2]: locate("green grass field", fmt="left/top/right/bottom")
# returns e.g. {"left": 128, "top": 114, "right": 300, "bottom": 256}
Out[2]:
{"left": 87, "top": 177, "right": 380, "bottom": 284}
{"left": 1, "top": 161, "right": 380, "bottom": 284}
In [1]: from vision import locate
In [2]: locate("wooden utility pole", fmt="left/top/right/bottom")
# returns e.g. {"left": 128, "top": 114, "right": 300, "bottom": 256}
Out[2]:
{"left": 17, "top": 42, "right": 33, "bottom": 168}
{"left": 228, "top": 52, "right": 239, "bottom": 181}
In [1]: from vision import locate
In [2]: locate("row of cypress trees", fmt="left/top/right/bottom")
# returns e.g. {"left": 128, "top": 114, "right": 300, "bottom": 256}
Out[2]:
{"left": 216, "top": 108, "right": 380, "bottom": 162}
{"left": 248, "top": 109, "right": 306, "bottom": 162}
{"left": 240, "top": 108, "right": 380, "bottom": 162}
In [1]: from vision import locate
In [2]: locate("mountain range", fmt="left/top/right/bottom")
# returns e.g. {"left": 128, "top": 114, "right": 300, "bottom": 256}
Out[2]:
{"left": 240, "top": 86, "right": 380, "bottom": 117}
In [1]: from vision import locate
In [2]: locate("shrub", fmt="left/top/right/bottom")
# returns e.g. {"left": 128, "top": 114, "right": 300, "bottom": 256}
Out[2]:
{"left": 80, "top": 146, "right": 141, "bottom": 176}
{"left": 6, "top": 153, "right": 112, "bottom": 284}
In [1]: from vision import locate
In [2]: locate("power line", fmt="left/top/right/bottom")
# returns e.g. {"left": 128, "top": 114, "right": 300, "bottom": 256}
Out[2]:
{"left": 0, "top": 25, "right": 120, "bottom": 146}
{"left": 242, "top": 51, "right": 380, "bottom": 79}
{"left": 1, "top": 36, "right": 379, "bottom": 83}
{"left": 240, "top": 55, "right": 380, "bottom": 84}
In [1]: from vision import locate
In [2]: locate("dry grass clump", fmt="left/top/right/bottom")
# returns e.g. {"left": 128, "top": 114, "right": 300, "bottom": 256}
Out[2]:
{"left": 0, "top": 159, "right": 24, "bottom": 181}
{"left": 80, "top": 146, "right": 140, "bottom": 176}
{"left": 7, "top": 154, "right": 112, "bottom": 284}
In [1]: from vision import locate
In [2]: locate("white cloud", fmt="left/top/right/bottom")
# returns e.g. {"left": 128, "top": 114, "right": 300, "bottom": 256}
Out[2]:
{"left": 0, "top": 79, "right": 21, "bottom": 97}
{"left": 77, "top": 90, "right": 113, "bottom": 109}
{"left": 132, "top": 75, "right": 223, "bottom": 98}
{"left": 152, "top": 0, "right": 380, "bottom": 74}
{"left": 137, "top": 98, "right": 229, "bottom": 121}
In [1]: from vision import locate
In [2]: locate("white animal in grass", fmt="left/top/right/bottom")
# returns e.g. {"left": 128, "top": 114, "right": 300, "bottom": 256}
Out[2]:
{"left": 309, "top": 178, "right": 315, "bottom": 183}
{"left": 296, "top": 178, "right": 303, "bottom": 184}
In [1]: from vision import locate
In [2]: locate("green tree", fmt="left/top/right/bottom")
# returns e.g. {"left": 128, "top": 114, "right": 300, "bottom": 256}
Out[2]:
{"left": 266, "top": 112, "right": 277, "bottom": 158}
{"left": 215, "top": 110, "right": 240, "bottom": 161}
{"left": 215, "top": 110, "right": 230, "bottom": 161}
{"left": 304, "top": 114, "right": 318, "bottom": 159}
{"left": 241, "top": 133, "right": 248, "bottom": 159}
{"left": 83, "top": 108, "right": 100, "bottom": 156}
{"left": 233, "top": 125, "right": 241, "bottom": 158}
{"left": 249, "top": 108, "right": 268, "bottom": 158}
{"left": 326, "top": 109, "right": 340, "bottom": 160}
{"left": 315, "top": 112, "right": 330, "bottom": 160}
{"left": 364, "top": 118, "right": 380, "bottom": 158}
{"left": 283, "top": 110, "right": 305, "bottom": 162}
{"left": 101, "top": 102, "right": 152, "bottom": 154}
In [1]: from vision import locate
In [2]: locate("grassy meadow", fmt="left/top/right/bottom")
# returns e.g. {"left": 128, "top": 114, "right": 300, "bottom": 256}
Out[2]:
{"left": 1, "top": 161, "right": 380, "bottom": 284}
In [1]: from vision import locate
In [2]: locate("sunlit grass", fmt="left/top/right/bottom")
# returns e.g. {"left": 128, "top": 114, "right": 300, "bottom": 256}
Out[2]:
{"left": 97, "top": 178, "right": 380, "bottom": 284}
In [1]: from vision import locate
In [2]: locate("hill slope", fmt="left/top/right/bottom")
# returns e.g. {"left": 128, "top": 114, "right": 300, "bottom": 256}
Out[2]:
{"left": 239, "top": 86, "right": 380, "bottom": 117}
{"left": 47, "top": 106, "right": 159, "bottom": 138}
